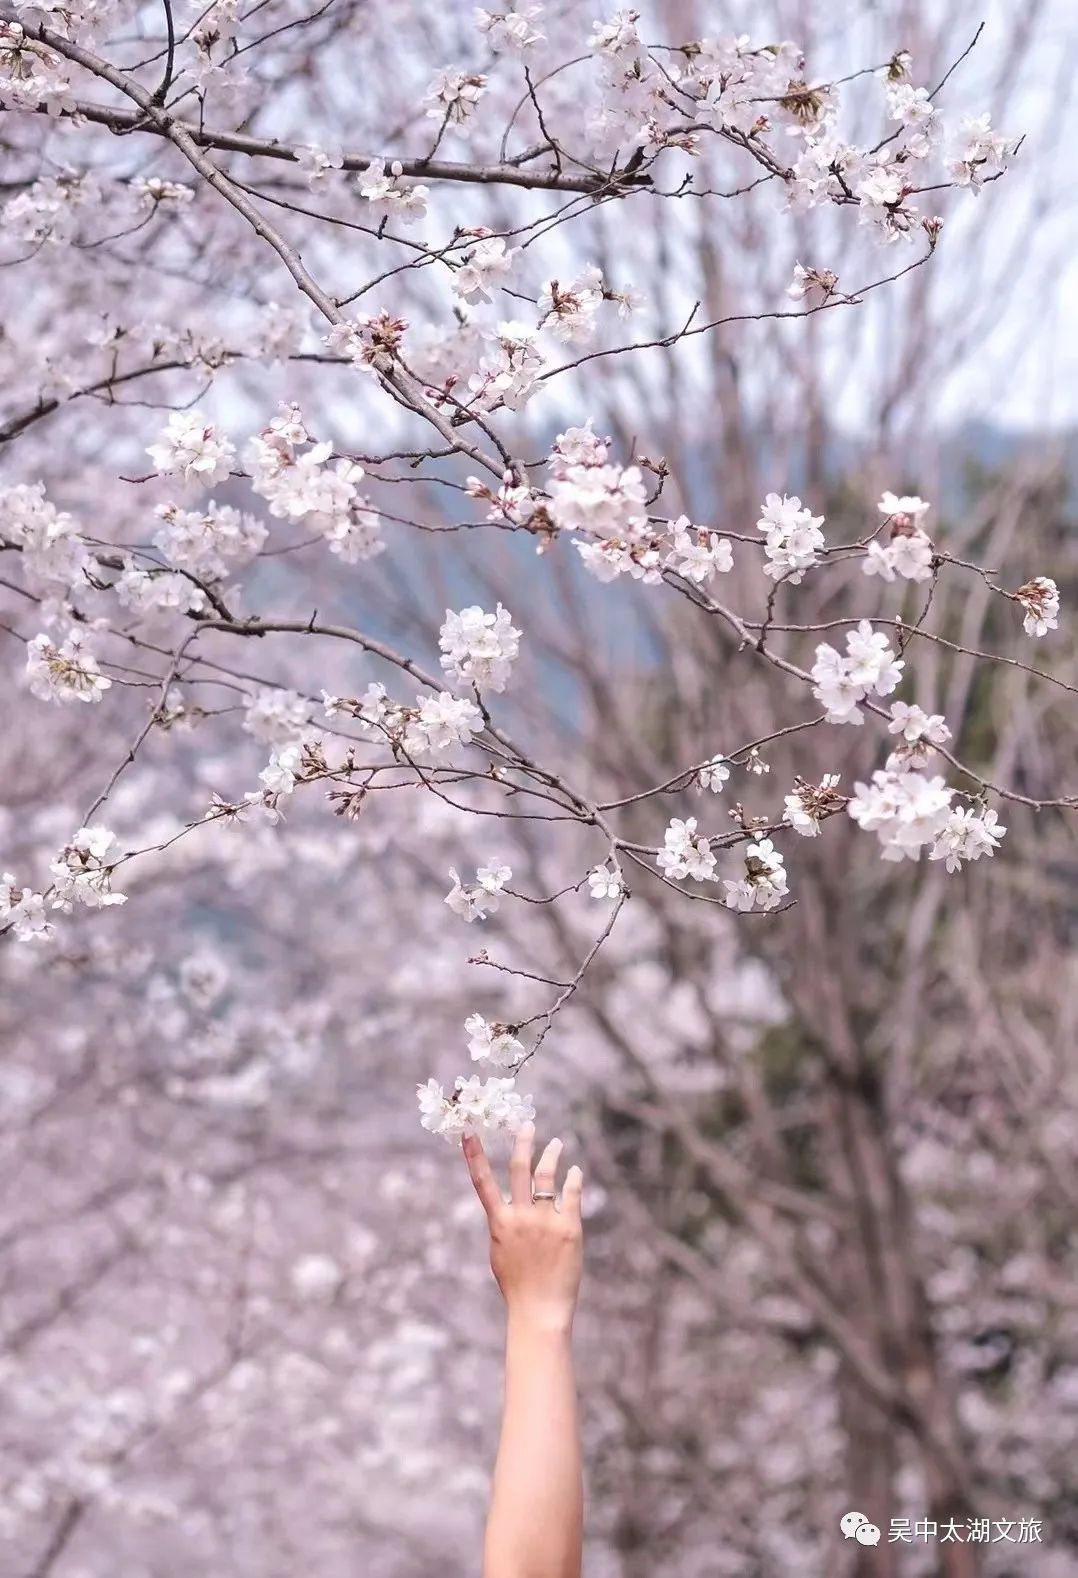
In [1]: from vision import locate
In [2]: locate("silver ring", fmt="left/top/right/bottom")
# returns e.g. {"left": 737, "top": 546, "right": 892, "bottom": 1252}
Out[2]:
{"left": 532, "top": 1191, "right": 557, "bottom": 1202}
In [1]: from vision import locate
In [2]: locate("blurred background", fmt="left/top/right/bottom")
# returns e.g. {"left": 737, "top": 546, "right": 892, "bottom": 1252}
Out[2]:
{"left": 1, "top": 2, "right": 1076, "bottom": 1575}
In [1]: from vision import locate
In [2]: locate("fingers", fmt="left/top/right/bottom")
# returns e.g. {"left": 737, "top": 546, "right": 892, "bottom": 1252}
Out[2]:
{"left": 462, "top": 1132, "right": 502, "bottom": 1222}
{"left": 531, "top": 1137, "right": 563, "bottom": 1205}
{"left": 561, "top": 1164, "right": 584, "bottom": 1222}
{"left": 508, "top": 1120, "right": 535, "bottom": 1206}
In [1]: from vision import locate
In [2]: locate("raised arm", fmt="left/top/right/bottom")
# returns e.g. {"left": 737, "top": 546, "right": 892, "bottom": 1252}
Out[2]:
{"left": 463, "top": 1122, "right": 584, "bottom": 1578}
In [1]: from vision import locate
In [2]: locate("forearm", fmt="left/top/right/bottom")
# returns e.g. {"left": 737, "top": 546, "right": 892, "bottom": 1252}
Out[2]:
{"left": 484, "top": 1313, "right": 583, "bottom": 1578}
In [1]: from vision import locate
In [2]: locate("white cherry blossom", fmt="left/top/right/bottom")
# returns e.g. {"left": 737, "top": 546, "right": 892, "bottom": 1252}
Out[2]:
{"left": 698, "top": 756, "right": 731, "bottom": 793}
{"left": 756, "top": 493, "right": 826, "bottom": 584}
{"left": 888, "top": 701, "right": 951, "bottom": 747}
{"left": 452, "top": 235, "right": 517, "bottom": 304}
{"left": 784, "top": 774, "right": 842, "bottom": 837}
{"left": 423, "top": 67, "right": 486, "bottom": 125}
{"left": 664, "top": 518, "right": 733, "bottom": 583}
{"left": 25, "top": 629, "right": 110, "bottom": 704}
{"left": 49, "top": 826, "right": 125, "bottom": 911}
{"left": 587, "top": 862, "right": 624, "bottom": 900}
{"left": 1, "top": 874, "right": 50, "bottom": 941}
{"left": 723, "top": 838, "right": 788, "bottom": 911}
{"left": 147, "top": 411, "right": 235, "bottom": 488}
{"left": 929, "top": 806, "right": 1006, "bottom": 872}
{"left": 474, "top": 3, "right": 544, "bottom": 52}
{"left": 439, "top": 604, "right": 520, "bottom": 692}
{"left": 1016, "top": 576, "right": 1059, "bottom": 638}
{"left": 464, "top": 1014, "right": 524, "bottom": 1066}
{"left": 949, "top": 114, "right": 1017, "bottom": 188}
{"left": 657, "top": 817, "right": 717, "bottom": 882}
{"left": 404, "top": 692, "right": 483, "bottom": 754}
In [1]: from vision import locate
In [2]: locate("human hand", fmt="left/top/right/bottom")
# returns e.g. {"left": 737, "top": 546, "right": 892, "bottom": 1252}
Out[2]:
{"left": 462, "top": 1122, "right": 584, "bottom": 1334}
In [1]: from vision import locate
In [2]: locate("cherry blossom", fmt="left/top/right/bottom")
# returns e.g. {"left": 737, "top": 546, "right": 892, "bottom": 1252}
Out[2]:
{"left": 1016, "top": 576, "right": 1060, "bottom": 638}
{"left": 811, "top": 620, "right": 904, "bottom": 724}
{"left": 258, "top": 741, "right": 309, "bottom": 798}
{"left": 25, "top": 629, "right": 110, "bottom": 704}
{"left": 929, "top": 806, "right": 1007, "bottom": 872}
{"left": 784, "top": 774, "right": 843, "bottom": 837}
{"left": 756, "top": 493, "right": 826, "bottom": 584}
{"left": 588, "top": 9, "right": 641, "bottom": 61}
{"left": 243, "top": 689, "right": 314, "bottom": 746}
{"left": 787, "top": 262, "right": 838, "bottom": 303}
{"left": 439, "top": 604, "right": 520, "bottom": 692}
{"left": 464, "top": 1013, "right": 524, "bottom": 1066}
{"left": 133, "top": 177, "right": 195, "bottom": 208}
{"left": 146, "top": 411, "right": 236, "bottom": 488}
{"left": 469, "top": 322, "right": 544, "bottom": 410}
{"left": 474, "top": 3, "right": 544, "bottom": 52}
{"left": 0, "top": 481, "right": 88, "bottom": 589}
{"left": 357, "top": 159, "right": 429, "bottom": 224}
{"left": 949, "top": 113, "right": 1017, "bottom": 188}
{"left": 417, "top": 1073, "right": 534, "bottom": 1140}
{"left": 49, "top": 825, "right": 125, "bottom": 911}
{"left": 664, "top": 518, "right": 733, "bottom": 583}
{"left": 404, "top": 693, "right": 483, "bottom": 754}
{"left": 888, "top": 701, "right": 951, "bottom": 748}
{"left": 153, "top": 500, "right": 267, "bottom": 580}
{"left": 452, "top": 234, "right": 517, "bottom": 304}
{"left": 697, "top": 757, "right": 731, "bottom": 794}
{"left": 0, "top": 5, "right": 1070, "bottom": 1564}
{"left": 113, "top": 561, "right": 207, "bottom": 615}
{"left": 295, "top": 142, "right": 344, "bottom": 188}
{"left": 587, "top": 862, "right": 624, "bottom": 900}
{"left": 657, "top": 817, "right": 717, "bottom": 883}
{"left": 863, "top": 528, "right": 934, "bottom": 583}
{"left": 0, "top": 21, "right": 74, "bottom": 112}
{"left": 0, "top": 873, "right": 50, "bottom": 940}
{"left": 289, "top": 1253, "right": 344, "bottom": 1302}
{"left": 538, "top": 266, "right": 605, "bottom": 343}
{"left": 723, "top": 838, "right": 788, "bottom": 912}
{"left": 549, "top": 452, "right": 647, "bottom": 541}
{"left": 323, "top": 311, "right": 407, "bottom": 374}
{"left": 423, "top": 67, "right": 487, "bottom": 126}
{"left": 444, "top": 861, "right": 511, "bottom": 923}
{"left": 848, "top": 765, "right": 954, "bottom": 861}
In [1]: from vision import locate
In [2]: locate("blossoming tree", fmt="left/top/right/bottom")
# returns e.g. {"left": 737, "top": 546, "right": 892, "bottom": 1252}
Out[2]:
{"left": 1, "top": 0, "right": 1076, "bottom": 1572}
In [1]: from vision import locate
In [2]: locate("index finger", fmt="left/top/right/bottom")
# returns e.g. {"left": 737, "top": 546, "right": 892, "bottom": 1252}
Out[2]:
{"left": 462, "top": 1132, "right": 503, "bottom": 1221}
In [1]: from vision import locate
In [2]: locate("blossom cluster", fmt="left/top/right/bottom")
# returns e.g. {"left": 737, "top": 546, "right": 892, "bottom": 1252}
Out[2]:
{"left": 417, "top": 1073, "right": 534, "bottom": 1141}
{"left": 1, "top": 824, "right": 125, "bottom": 945}
{"left": 544, "top": 425, "right": 733, "bottom": 586}
{"left": 50, "top": 826, "right": 126, "bottom": 911}
{"left": 322, "top": 681, "right": 484, "bottom": 757}
{"left": 864, "top": 494, "right": 935, "bottom": 583}
{"left": 439, "top": 604, "right": 520, "bottom": 693}
{"left": 810, "top": 621, "right": 904, "bottom": 725}
{"left": 1016, "top": 576, "right": 1060, "bottom": 639}
{"left": 25, "top": 629, "right": 110, "bottom": 704}
{"left": 850, "top": 762, "right": 1005, "bottom": 870}
{"left": 757, "top": 493, "right": 826, "bottom": 584}
{"left": 245, "top": 405, "right": 384, "bottom": 564}
{"left": 445, "top": 861, "right": 511, "bottom": 923}
{"left": 474, "top": 3, "right": 544, "bottom": 53}
{"left": 0, "top": 481, "right": 88, "bottom": 590}
{"left": 153, "top": 500, "right": 266, "bottom": 581}
{"left": 579, "top": 18, "right": 1016, "bottom": 248}
{"left": 0, "top": 22, "right": 74, "bottom": 113}
{"left": 655, "top": 817, "right": 789, "bottom": 913}
{"left": 357, "top": 159, "right": 429, "bottom": 224}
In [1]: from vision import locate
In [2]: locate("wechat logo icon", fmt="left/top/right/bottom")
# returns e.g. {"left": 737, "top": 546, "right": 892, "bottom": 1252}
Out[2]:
{"left": 841, "top": 1510, "right": 882, "bottom": 1546}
